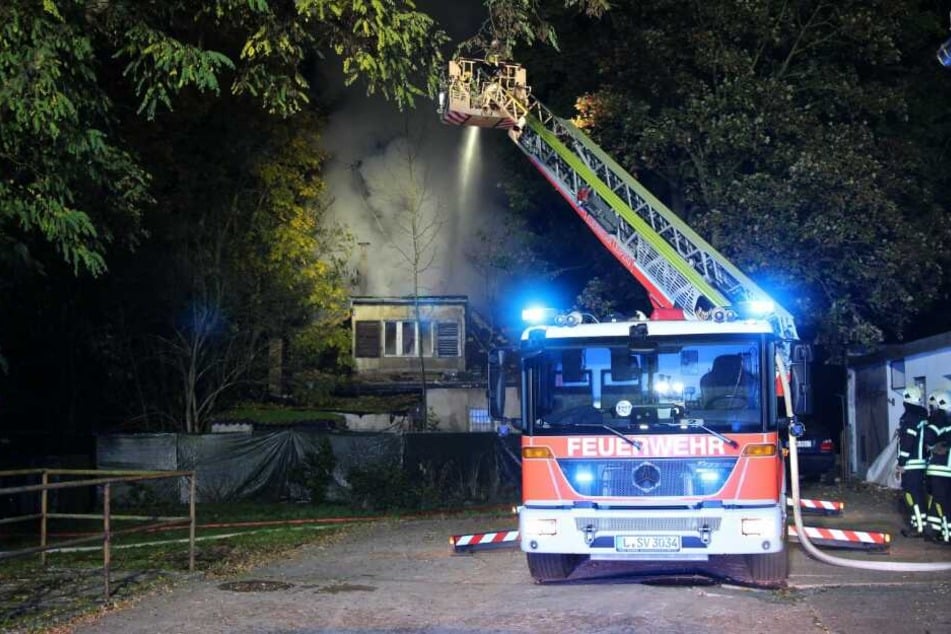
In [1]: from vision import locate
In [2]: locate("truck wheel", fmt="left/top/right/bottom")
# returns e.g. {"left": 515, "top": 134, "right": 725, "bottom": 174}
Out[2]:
{"left": 526, "top": 553, "right": 584, "bottom": 582}
{"left": 746, "top": 548, "right": 788, "bottom": 588}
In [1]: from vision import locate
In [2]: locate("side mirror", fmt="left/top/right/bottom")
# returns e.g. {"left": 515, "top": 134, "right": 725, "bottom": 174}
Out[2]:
{"left": 790, "top": 344, "right": 813, "bottom": 416}
{"left": 487, "top": 348, "right": 507, "bottom": 420}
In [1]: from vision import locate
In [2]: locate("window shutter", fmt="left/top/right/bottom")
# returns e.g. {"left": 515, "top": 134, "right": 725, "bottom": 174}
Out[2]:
{"left": 436, "top": 322, "right": 460, "bottom": 357}
{"left": 354, "top": 321, "right": 381, "bottom": 358}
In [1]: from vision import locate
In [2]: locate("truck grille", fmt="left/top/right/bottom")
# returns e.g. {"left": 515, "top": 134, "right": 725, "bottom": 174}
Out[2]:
{"left": 556, "top": 458, "right": 738, "bottom": 497}
{"left": 574, "top": 517, "right": 722, "bottom": 532}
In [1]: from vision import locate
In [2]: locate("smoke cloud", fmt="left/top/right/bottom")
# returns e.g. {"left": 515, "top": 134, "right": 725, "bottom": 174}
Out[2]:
{"left": 320, "top": 77, "right": 504, "bottom": 311}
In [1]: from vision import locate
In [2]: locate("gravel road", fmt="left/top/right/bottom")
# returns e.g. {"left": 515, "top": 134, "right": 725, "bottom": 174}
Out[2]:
{"left": 66, "top": 483, "right": 951, "bottom": 634}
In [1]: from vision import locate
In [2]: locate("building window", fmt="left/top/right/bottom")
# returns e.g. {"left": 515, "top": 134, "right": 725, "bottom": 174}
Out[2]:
{"left": 383, "top": 320, "right": 430, "bottom": 357}
{"left": 354, "top": 321, "right": 381, "bottom": 358}
{"left": 384, "top": 321, "right": 400, "bottom": 356}
{"left": 400, "top": 321, "right": 415, "bottom": 355}
{"left": 382, "top": 320, "right": 452, "bottom": 357}
{"left": 889, "top": 359, "right": 905, "bottom": 390}
{"left": 469, "top": 407, "right": 492, "bottom": 432}
{"left": 420, "top": 321, "right": 433, "bottom": 356}
{"left": 436, "top": 321, "right": 460, "bottom": 357}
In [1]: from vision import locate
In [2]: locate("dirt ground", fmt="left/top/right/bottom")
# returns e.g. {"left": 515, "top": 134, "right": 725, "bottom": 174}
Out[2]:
{"left": 7, "top": 480, "right": 951, "bottom": 634}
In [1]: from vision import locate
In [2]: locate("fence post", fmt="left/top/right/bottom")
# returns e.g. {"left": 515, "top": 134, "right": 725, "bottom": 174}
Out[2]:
{"left": 103, "top": 482, "right": 111, "bottom": 600}
{"left": 40, "top": 470, "right": 48, "bottom": 566}
{"left": 188, "top": 472, "right": 196, "bottom": 572}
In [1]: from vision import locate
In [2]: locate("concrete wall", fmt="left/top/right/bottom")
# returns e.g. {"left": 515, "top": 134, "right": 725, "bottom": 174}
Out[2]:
{"left": 425, "top": 386, "right": 521, "bottom": 432}
{"left": 341, "top": 413, "right": 397, "bottom": 432}
{"left": 335, "top": 385, "right": 522, "bottom": 433}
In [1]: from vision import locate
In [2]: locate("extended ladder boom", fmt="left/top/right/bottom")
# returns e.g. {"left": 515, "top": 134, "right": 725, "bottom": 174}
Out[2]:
{"left": 439, "top": 58, "right": 797, "bottom": 341}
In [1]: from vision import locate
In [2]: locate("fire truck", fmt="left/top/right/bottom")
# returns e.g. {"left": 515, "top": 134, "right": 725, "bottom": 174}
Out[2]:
{"left": 438, "top": 59, "right": 811, "bottom": 587}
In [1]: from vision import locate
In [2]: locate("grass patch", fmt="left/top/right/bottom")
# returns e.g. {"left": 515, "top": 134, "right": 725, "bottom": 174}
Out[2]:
{"left": 0, "top": 502, "right": 377, "bottom": 633}
{"left": 213, "top": 392, "right": 421, "bottom": 425}
{"left": 214, "top": 406, "right": 345, "bottom": 425}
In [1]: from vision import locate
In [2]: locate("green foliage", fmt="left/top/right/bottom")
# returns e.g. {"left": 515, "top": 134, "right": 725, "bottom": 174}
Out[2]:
{"left": 111, "top": 0, "right": 448, "bottom": 117}
{"left": 288, "top": 371, "right": 346, "bottom": 407}
{"left": 216, "top": 404, "right": 345, "bottom": 425}
{"left": 289, "top": 436, "right": 337, "bottom": 504}
{"left": 120, "top": 22, "right": 235, "bottom": 119}
{"left": 116, "top": 102, "right": 355, "bottom": 431}
{"left": 0, "top": 0, "right": 447, "bottom": 277}
{"left": 459, "top": 0, "right": 609, "bottom": 58}
{"left": 574, "top": 277, "right": 617, "bottom": 318}
{"left": 561, "top": 0, "right": 951, "bottom": 348}
{"left": 348, "top": 451, "right": 517, "bottom": 511}
{"left": 347, "top": 460, "right": 413, "bottom": 511}
{"left": 0, "top": 3, "right": 152, "bottom": 275}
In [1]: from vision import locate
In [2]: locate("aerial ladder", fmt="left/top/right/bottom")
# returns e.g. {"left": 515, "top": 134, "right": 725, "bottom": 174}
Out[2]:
{"left": 437, "top": 58, "right": 798, "bottom": 343}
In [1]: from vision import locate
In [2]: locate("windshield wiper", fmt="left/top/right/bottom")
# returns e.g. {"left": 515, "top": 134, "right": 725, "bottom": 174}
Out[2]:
{"left": 570, "top": 423, "right": 642, "bottom": 450}
{"left": 664, "top": 418, "right": 739, "bottom": 449}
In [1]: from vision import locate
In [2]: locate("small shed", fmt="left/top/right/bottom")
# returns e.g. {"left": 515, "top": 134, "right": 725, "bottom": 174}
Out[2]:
{"left": 351, "top": 295, "right": 467, "bottom": 377}
{"left": 846, "top": 331, "right": 951, "bottom": 478}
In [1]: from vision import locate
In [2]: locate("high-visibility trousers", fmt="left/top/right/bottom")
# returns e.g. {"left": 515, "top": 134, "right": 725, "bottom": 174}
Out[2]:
{"left": 901, "top": 467, "right": 927, "bottom": 534}
{"left": 925, "top": 474, "right": 951, "bottom": 542}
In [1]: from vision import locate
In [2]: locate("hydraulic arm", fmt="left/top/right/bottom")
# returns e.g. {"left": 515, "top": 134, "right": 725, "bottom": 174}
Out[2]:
{"left": 439, "top": 58, "right": 798, "bottom": 341}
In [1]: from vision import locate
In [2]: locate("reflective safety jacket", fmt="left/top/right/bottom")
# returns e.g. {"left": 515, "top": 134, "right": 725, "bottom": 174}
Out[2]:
{"left": 925, "top": 410, "right": 951, "bottom": 478}
{"left": 899, "top": 403, "right": 930, "bottom": 470}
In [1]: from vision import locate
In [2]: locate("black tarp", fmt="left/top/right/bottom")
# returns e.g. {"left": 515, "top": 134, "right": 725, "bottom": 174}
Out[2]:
{"left": 97, "top": 431, "right": 520, "bottom": 504}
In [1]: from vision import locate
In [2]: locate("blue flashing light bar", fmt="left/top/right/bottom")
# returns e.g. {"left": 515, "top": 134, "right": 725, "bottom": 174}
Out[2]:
{"left": 521, "top": 306, "right": 557, "bottom": 324}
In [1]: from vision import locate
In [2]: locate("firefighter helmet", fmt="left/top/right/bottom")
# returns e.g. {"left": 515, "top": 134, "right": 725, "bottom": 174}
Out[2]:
{"left": 928, "top": 390, "right": 951, "bottom": 413}
{"left": 929, "top": 390, "right": 951, "bottom": 413}
{"left": 903, "top": 386, "right": 924, "bottom": 406}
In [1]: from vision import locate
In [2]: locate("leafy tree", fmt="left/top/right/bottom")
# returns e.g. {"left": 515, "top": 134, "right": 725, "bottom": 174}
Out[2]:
{"left": 0, "top": 0, "right": 446, "bottom": 279}
{"left": 0, "top": 0, "right": 609, "bottom": 429}
{"left": 86, "top": 102, "right": 352, "bottom": 432}
{"left": 0, "top": 2, "right": 152, "bottom": 275}
{"left": 466, "top": 214, "right": 545, "bottom": 346}
{"left": 2, "top": 0, "right": 608, "bottom": 280}
{"left": 544, "top": 0, "right": 951, "bottom": 348}
{"left": 459, "top": 0, "right": 609, "bottom": 57}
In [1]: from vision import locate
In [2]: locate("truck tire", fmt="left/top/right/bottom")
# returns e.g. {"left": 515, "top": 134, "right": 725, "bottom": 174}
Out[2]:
{"left": 746, "top": 547, "right": 788, "bottom": 588}
{"left": 526, "top": 553, "right": 584, "bottom": 582}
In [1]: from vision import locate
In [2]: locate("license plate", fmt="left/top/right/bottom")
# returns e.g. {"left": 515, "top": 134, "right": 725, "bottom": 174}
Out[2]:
{"left": 796, "top": 439, "right": 814, "bottom": 448}
{"left": 616, "top": 534, "right": 681, "bottom": 552}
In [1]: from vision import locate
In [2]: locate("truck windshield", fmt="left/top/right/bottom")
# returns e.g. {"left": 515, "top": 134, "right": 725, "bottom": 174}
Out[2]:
{"left": 526, "top": 338, "right": 767, "bottom": 435}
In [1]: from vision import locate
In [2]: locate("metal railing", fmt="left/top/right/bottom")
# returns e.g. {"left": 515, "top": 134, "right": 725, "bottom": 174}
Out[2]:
{"left": 0, "top": 468, "right": 196, "bottom": 599}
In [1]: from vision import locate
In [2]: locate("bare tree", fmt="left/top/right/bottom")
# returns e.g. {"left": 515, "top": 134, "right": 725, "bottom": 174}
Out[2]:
{"left": 157, "top": 297, "right": 262, "bottom": 433}
{"left": 361, "top": 126, "right": 446, "bottom": 429}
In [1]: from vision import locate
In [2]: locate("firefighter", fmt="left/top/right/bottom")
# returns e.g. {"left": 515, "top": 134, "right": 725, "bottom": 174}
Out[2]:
{"left": 576, "top": 185, "right": 591, "bottom": 209}
{"left": 896, "top": 386, "right": 929, "bottom": 537}
{"left": 923, "top": 390, "right": 951, "bottom": 543}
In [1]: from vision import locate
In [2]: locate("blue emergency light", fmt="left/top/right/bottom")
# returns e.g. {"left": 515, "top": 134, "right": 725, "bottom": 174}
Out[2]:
{"left": 939, "top": 36, "right": 951, "bottom": 68}
{"left": 521, "top": 306, "right": 556, "bottom": 324}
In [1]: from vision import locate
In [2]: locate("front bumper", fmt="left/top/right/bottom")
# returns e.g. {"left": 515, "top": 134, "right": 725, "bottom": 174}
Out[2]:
{"left": 519, "top": 503, "right": 784, "bottom": 560}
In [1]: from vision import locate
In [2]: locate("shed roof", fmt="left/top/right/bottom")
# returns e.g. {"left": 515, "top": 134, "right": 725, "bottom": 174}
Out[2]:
{"left": 847, "top": 330, "right": 951, "bottom": 367}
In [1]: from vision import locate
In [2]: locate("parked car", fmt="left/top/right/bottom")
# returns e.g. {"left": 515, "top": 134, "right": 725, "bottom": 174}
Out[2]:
{"left": 785, "top": 421, "right": 838, "bottom": 483}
